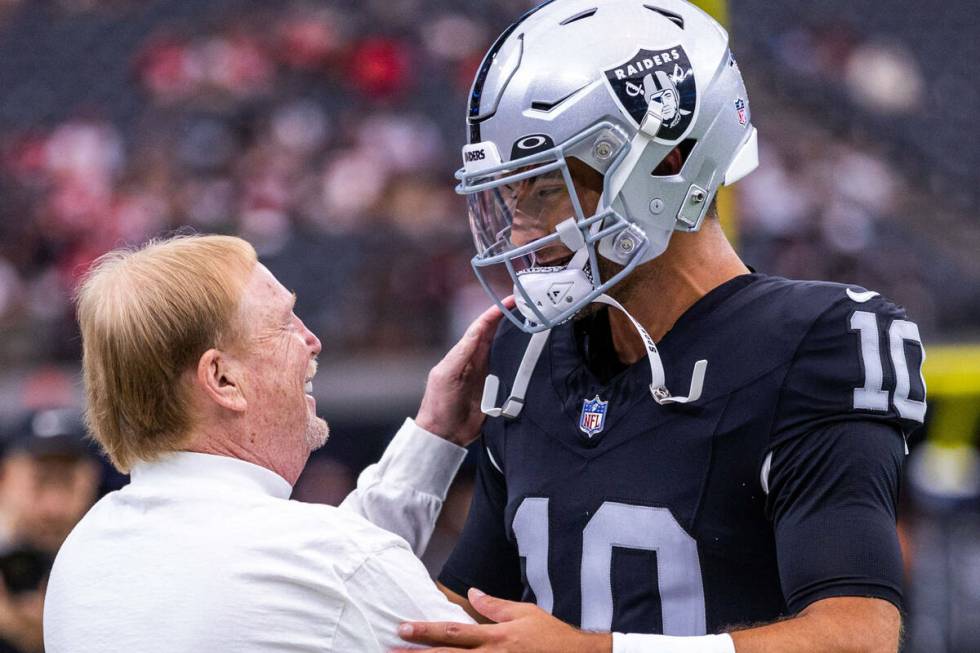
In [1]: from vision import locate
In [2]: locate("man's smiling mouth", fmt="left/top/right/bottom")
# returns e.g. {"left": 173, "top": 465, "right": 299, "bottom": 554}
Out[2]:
{"left": 304, "top": 360, "right": 317, "bottom": 394}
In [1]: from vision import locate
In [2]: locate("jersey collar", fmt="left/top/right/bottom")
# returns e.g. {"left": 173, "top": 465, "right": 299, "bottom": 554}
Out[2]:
{"left": 130, "top": 451, "right": 293, "bottom": 500}
{"left": 663, "top": 272, "right": 761, "bottom": 338}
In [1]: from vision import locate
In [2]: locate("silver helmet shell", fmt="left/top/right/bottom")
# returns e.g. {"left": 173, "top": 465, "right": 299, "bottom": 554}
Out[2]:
{"left": 458, "top": 0, "right": 758, "bottom": 332}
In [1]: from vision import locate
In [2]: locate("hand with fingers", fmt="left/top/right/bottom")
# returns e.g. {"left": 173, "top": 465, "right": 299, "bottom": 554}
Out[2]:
{"left": 414, "top": 298, "right": 515, "bottom": 447}
{"left": 393, "top": 587, "right": 611, "bottom": 653}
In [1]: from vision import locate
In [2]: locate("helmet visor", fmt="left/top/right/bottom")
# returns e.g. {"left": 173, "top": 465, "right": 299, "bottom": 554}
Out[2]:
{"left": 467, "top": 160, "right": 587, "bottom": 268}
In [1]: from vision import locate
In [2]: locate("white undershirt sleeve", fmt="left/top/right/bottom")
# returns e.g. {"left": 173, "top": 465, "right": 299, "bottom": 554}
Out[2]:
{"left": 340, "top": 418, "right": 467, "bottom": 556}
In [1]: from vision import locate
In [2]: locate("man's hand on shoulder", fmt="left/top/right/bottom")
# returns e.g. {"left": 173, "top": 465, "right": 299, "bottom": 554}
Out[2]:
{"left": 394, "top": 588, "right": 611, "bottom": 653}
{"left": 415, "top": 299, "right": 512, "bottom": 447}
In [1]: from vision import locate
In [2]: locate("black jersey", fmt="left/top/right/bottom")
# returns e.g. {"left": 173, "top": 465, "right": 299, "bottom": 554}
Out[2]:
{"left": 440, "top": 273, "right": 925, "bottom": 635}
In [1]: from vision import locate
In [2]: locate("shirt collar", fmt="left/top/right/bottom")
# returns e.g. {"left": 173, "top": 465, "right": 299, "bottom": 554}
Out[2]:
{"left": 130, "top": 451, "right": 293, "bottom": 500}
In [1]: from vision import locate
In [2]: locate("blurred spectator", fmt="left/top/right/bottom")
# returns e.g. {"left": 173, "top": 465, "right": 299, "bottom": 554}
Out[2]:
{"left": 0, "top": 0, "right": 976, "bottom": 373}
{"left": 0, "top": 547, "right": 46, "bottom": 653}
{"left": 0, "top": 408, "right": 100, "bottom": 653}
{"left": 0, "top": 409, "right": 100, "bottom": 555}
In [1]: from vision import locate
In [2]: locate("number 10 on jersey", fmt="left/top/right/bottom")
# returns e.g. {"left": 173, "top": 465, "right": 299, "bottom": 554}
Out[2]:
{"left": 850, "top": 311, "right": 926, "bottom": 422}
{"left": 513, "top": 498, "right": 707, "bottom": 635}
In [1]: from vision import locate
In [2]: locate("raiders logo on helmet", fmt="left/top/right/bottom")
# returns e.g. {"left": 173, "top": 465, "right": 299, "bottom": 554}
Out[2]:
{"left": 603, "top": 46, "right": 697, "bottom": 142}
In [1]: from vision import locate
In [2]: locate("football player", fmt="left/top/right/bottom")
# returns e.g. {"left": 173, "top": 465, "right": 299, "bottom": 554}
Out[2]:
{"left": 396, "top": 1, "right": 925, "bottom": 652}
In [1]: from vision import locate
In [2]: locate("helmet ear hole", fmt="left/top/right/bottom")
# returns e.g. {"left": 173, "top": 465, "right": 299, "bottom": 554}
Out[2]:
{"left": 568, "top": 157, "right": 604, "bottom": 194}
{"left": 651, "top": 139, "right": 697, "bottom": 177}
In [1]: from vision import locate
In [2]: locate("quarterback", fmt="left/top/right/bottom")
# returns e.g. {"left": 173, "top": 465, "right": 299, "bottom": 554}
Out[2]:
{"left": 397, "top": 0, "right": 925, "bottom": 652}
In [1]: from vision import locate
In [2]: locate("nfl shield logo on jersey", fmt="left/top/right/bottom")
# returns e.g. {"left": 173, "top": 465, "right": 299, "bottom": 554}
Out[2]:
{"left": 579, "top": 396, "right": 609, "bottom": 438}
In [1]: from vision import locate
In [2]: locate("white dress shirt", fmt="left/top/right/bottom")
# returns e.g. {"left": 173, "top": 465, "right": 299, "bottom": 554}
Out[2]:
{"left": 43, "top": 419, "right": 473, "bottom": 653}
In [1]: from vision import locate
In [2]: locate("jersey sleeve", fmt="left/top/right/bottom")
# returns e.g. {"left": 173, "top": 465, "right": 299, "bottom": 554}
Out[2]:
{"left": 765, "top": 420, "right": 906, "bottom": 614}
{"left": 438, "top": 434, "right": 523, "bottom": 601}
{"left": 764, "top": 291, "right": 923, "bottom": 614}
{"left": 771, "top": 293, "right": 926, "bottom": 449}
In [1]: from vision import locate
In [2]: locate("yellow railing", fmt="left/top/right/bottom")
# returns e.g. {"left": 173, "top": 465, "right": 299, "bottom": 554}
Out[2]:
{"left": 691, "top": 0, "right": 729, "bottom": 28}
{"left": 691, "top": 0, "right": 737, "bottom": 242}
{"left": 923, "top": 345, "right": 980, "bottom": 445}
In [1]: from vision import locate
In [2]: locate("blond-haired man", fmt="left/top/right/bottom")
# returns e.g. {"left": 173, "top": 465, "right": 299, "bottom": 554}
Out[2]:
{"left": 43, "top": 234, "right": 497, "bottom": 652}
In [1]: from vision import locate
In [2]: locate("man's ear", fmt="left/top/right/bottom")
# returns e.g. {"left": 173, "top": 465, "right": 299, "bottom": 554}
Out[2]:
{"left": 196, "top": 349, "right": 248, "bottom": 413}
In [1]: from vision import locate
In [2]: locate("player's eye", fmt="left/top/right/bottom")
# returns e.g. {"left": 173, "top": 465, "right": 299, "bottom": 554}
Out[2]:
{"left": 535, "top": 186, "right": 564, "bottom": 199}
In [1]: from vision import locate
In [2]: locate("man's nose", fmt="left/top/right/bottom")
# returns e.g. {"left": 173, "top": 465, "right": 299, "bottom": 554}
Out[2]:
{"left": 510, "top": 210, "right": 547, "bottom": 248}
{"left": 302, "top": 321, "right": 321, "bottom": 355}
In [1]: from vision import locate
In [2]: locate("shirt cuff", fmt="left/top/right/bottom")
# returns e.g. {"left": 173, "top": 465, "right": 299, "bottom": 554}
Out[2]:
{"left": 375, "top": 418, "right": 468, "bottom": 501}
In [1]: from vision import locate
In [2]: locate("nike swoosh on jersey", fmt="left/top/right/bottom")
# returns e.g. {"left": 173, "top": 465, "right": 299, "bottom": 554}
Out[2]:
{"left": 846, "top": 288, "right": 880, "bottom": 303}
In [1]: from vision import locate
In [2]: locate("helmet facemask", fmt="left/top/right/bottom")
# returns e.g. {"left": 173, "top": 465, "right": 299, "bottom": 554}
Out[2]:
{"left": 459, "top": 121, "right": 651, "bottom": 333}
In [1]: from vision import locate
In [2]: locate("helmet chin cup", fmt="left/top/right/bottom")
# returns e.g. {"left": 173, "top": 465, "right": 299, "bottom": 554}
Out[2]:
{"left": 514, "top": 249, "right": 594, "bottom": 327}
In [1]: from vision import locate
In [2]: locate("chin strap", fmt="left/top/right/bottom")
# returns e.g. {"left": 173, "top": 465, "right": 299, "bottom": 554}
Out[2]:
{"left": 481, "top": 294, "right": 707, "bottom": 418}
{"left": 605, "top": 97, "right": 665, "bottom": 205}
{"left": 592, "top": 294, "right": 706, "bottom": 405}
{"left": 481, "top": 329, "right": 551, "bottom": 418}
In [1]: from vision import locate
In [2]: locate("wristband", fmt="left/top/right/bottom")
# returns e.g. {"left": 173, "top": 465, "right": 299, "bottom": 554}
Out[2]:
{"left": 612, "top": 632, "right": 735, "bottom": 653}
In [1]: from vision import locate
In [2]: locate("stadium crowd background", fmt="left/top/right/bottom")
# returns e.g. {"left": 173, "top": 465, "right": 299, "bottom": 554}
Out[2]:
{"left": 0, "top": 1, "right": 977, "bottom": 652}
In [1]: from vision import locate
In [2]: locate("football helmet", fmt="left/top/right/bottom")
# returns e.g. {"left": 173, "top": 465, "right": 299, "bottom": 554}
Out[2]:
{"left": 458, "top": 0, "right": 758, "bottom": 333}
